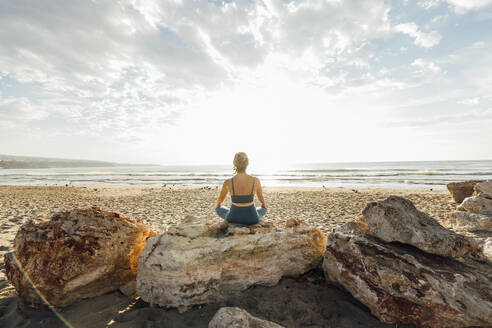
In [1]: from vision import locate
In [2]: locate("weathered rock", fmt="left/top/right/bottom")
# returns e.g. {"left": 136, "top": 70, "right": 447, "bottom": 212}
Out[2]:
{"left": 458, "top": 196, "right": 492, "bottom": 215}
{"left": 448, "top": 210, "right": 492, "bottom": 232}
{"left": 484, "top": 238, "right": 492, "bottom": 264}
{"left": 209, "top": 307, "right": 284, "bottom": 328}
{"left": 322, "top": 222, "right": 492, "bottom": 328}
{"left": 446, "top": 180, "right": 484, "bottom": 203}
{"left": 4, "top": 206, "right": 155, "bottom": 307}
{"left": 136, "top": 216, "right": 326, "bottom": 311}
{"left": 474, "top": 180, "right": 492, "bottom": 199}
{"left": 362, "top": 196, "right": 477, "bottom": 258}
{"left": 119, "top": 281, "right": 136, "bottom": 297}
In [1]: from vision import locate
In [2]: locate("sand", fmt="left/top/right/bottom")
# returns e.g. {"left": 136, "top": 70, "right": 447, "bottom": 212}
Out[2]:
{"left": 0, "top": 185, "right": 455, "bottom": 327}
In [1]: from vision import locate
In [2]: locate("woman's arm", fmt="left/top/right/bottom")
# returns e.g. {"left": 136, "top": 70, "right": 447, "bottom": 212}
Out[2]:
{"left": 255, "top": 178, "right": 267, "bottom": 209}
{"left": 215, "top": 180, "right": 229, "bottom": 208}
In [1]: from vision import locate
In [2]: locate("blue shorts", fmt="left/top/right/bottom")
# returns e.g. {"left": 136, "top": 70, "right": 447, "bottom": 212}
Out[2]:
{"left": 215, "top": 204, "right": 267, "bottom": 225}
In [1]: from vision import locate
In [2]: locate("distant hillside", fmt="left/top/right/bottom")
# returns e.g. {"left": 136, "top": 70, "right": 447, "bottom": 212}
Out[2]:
{"left": 0, "top": 154, "right": 156, "bottom": 169}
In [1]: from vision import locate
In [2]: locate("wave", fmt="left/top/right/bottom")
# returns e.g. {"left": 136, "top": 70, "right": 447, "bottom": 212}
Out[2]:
{"left": 1, "top": 160, "right": 491, "bottom": 189}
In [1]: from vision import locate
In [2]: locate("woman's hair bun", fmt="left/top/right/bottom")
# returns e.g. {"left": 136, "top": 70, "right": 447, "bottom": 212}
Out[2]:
{"left": 233, "top": 152, "right": 249, "bottom": 173}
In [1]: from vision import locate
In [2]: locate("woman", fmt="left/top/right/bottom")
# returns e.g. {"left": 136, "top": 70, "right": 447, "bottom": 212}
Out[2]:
{"left": 215, "top": 152, "right": 267, "bottom": 225}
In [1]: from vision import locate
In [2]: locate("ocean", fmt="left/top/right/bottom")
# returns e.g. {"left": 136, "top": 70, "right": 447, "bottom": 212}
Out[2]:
{"left": 0, "top": 160, "right": 491, "bottom": 190}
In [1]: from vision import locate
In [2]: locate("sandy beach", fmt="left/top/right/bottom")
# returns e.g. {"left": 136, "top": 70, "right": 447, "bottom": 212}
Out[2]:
{"left": 0, "top": 185, "right": 456, "bottom": 327}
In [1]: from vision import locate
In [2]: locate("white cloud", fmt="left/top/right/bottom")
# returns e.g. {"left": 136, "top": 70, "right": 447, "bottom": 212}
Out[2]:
{"left": 446, "top": 0, "right": 492, "bottom": 14}
{"left": 395, "top": 22, "right": 442, "bottom": 48}
{"left": 0, "top": 0, "right": 394, "bottom": 138}
{"left": 411, "top": 58, "right": 442, "bottom": 74}
{"left": 418, "top": 0, "right": 442, "bottom": 9}
{"left": 458, "top": 97, "right": 480, "bottom": 105}
{"left": 381, "top": 109, "right": 492, "bottom": 127}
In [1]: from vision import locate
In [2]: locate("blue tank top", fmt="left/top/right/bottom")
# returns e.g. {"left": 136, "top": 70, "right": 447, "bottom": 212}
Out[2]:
{"left": 231, "top": 176, "right": 255, "bottom": 203}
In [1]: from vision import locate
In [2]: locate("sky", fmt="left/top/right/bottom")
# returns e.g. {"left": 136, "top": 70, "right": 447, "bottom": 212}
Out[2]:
{"left": 0, "top": 0, "right": 492, "bottom": 166}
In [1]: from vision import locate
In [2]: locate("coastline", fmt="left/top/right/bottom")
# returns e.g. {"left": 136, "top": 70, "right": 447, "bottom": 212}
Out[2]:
{"left": 0, "top": 185, "right": 455, "bottom": 327}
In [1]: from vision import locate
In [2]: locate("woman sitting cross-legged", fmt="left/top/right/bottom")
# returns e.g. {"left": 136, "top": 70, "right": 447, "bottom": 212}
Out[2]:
{"left": 215, "top": 152, "right": 267, "bottom": 225}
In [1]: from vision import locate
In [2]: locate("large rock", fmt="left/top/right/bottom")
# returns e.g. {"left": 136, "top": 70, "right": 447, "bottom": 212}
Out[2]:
{"left": 448, "top": 210, "right": 492, "bottom": 232}
{"left": 362, "top": 196, "right": 477, "bottom": 258}
{"left": 458, "top": 196, "right": 492, "bottom": 215}
{"left": 136, "top": 216, "right": 326, "bottom": 311}
{"left": 474, "top": 180, "right": 492, "bottom": 199}
{"left": 209, "top": 307, "right": 284, "bottom": 328}
{"left": 446, "top": 180, "right": 484, "bottom": 203}
{"left": 322, "top": 222, "right": 492, "bottom": 328}
{"left": 4, "top": 207, "right": 155, "bottom": 307}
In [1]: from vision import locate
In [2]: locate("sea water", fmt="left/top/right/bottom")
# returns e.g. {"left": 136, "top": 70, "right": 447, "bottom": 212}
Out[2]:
{"left": 0, "top": 160, "right": 491, "bottom": 190}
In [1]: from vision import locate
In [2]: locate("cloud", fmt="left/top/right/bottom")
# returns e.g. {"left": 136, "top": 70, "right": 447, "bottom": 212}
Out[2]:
{"left": 381, "top": 109, "right": 492, "bottom": 128}
{"left": 418, "top": 0, "right": 442, "bottom": 9}
{"left": 394, "top": 22, "right": 442, "bottom": 48}
{"left": 417, "top": 0, "right": 492, "bottom": 14}
{"left": 458, "top": 97, "right": 481, "bottom": 105}
{"left": 446, "top": 0, "right": 492, "bottom": 14}
{"left": 411, "top": 58, "right": 442, "bottom": 75}
{"left": 0, "top": 0, "right": 396, "bottom": 139}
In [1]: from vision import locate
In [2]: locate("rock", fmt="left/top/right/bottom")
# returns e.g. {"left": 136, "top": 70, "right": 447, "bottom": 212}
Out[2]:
{"left": 322, "top": 222, "right": 492, "bottom": 328}
{"left": 362, "top": 196, "right": 477, "bottom": 258}
{"left": 474, "top": 180, "right": 492, "bottom": 199}
{"left": 448, "top": 210, "right": 492, "bottom": 232}
{"left": 446, "top": 180, "right": 484, "bottom": 203}
{"left": 119, "top": 281, "right": 136, "bottom": 297}
{"left": 209, "top": 307, "right": 284, "bottom": 328}
{"left": 136, "top": 217, "right": 326, "bottom": 311}
{"left": 4, "top": 206, "right": 155, "bottom": 307}
{"left": 484, "top": 238, "right": 492, "bottom": 264}
{"left": 457, "top": 196, "right": 492, "bottom": 215}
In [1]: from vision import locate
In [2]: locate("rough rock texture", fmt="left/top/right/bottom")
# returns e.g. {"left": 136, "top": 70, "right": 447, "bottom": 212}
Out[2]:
{"left": 474, "top": 180, "right": 492, "bottom": 199}
{"left": 119, "top": 281, "right": 136, "bottom": 297}
{"left": 4, "top": 206, "right": 155, "bottom": 307}
{"left": 362, "top": 196, "right": 477, "bottom": 258}
{"left": 457, "top": 195, "right": 492, "bottom": 215}
{"left": 209, "top": 307, "right": 285, "bottom": 328}
{"left": 322, "top": 222, "right": 492, "bottom": 328}
{"left": 446, "top": 180, "right": 484, "bottom": 203}
{"left": 484, "top": 238, "right": 492, "bottom": 264}
{"left": 448, "top": 210, "right": 492, "bottom": 232}
{"left": 136, "top": 216, "right": 326, "bottom": 311}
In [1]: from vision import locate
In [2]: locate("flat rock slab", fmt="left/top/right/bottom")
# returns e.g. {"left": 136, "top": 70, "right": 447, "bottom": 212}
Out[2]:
{"left": 136, "top": 216, "right": 326, "bottom": 311}
{"left": 458, "top": 196, "right": 492, "bottom": 215}
{"left": 362, "top": 196, "right": 477, "bottom": 258}
{"left": 4, "top": 207, "right": 155, "bottom": 307}
{"left": 474, "top": 180, "right": 492, "bottom": 199}
{"left": 446, "top": 180, "right": 484, "bottom": 203}
{"left": 448, "top": 210, "right": 492, "bottom": 232}
{"left": 322, "top": 222, "right": 492, "bottom": 328}
{"left": 209, "top": 307, "right": 284, "bottom": 328}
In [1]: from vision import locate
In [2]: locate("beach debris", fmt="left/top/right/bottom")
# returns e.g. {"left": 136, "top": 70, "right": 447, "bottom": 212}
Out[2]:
{"left": 362, "top": 196, "right": 477, "bottom": 258}
{"left": 209, "top": 307, "right": 285, "bottom": 328}
{"left": 4, "top": 206, "right": 155, "bottom": 308}
{"left": 136, "top": 216, "right": 326, "bottom": 312}
{"left": 473, "top": 180, "right": 492, "bottom": 199}
{"left": 448, "top": 210, "right": 492, "bottom": 232}
{"left": 446, "top": 180, "right": 484, "bottom": 203}
{"left": 322, "top": 220, "right": 492, "bottom": 328}
{"left": 457, "top": 195, "right": 492, "bottom": 215}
